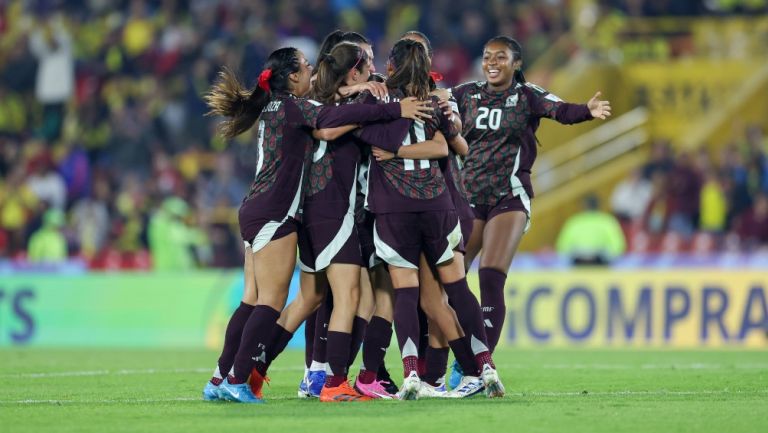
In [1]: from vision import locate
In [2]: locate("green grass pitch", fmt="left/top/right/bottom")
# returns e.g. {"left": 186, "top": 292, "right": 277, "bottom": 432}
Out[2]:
{"left": 1, "top": 348, "right": 766, "bottom": 433}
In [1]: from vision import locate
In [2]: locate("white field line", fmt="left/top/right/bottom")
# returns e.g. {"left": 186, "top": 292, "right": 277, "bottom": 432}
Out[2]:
{"left": 3, "top": 363, "right": 767, "bottom": 380}
{"left": 2, "top": 390, "right": 767, "bottom": 405}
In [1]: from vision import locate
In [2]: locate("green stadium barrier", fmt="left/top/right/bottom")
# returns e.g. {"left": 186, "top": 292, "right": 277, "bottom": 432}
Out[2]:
{"left": 1, "top": 270, "right": 765, "bottom": 348}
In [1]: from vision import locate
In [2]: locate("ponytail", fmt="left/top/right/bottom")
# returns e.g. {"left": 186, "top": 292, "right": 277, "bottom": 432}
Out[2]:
{"left": 204, "top": 47, "right": 300, "bottom": 139}
{"left": 387, "top": 39, "right": 431, "bottom": 100}
{"left": 313, "top": 42, "right": 369, "bottom": 105}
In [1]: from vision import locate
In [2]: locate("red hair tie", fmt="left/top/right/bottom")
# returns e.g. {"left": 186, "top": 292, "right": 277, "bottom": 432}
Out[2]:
{"left": 429, "top": 71, "right": 444, "bottom": 83}
{"left": 258, "top": 69, "right": 272, "bottom": 92}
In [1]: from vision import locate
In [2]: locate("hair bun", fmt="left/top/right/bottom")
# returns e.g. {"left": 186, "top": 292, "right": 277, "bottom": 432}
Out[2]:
{"left": 324, "top": 54, "right": 336, "bottom": 65}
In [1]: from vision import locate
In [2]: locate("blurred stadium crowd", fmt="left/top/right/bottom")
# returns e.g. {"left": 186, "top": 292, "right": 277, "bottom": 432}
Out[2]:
{"left": 0, "top": 0, "right": 766, "bottom": 269}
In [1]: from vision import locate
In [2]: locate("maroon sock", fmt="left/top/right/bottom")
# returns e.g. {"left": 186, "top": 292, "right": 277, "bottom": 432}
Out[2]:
{"left": 360, "top": 316, "right": 392, "bottom": 384}
{"left": 230, "top": 305, "right": 280, "bottom": 383}
{"left": 216, "top": 302, "right": 255, "bottom": 378}
{"left": 417, "top": 306, "right": 429, "bottom": 360}
{"left": 325, "top": 331, "right": 352, "bottom": 386}
{"left": 312, "top": 296, "right": 332, "bottom": 364}
{"left": 474, "top": 350, "right": 495, "bottom": 370}
{"left": 393, "top": 287, "right": 420, "bottom": 376}
{"left": 347, "top": 316, "right": 368, "bottom": 369}
{"left": 442, "top": 278, "right": 491, "bottom": 353}
{"left": 479, "top": 268, "right": 507, "bottom": 352}
{"left": 448, "top": 338, "right": 479, "bottom": 377}
{"left": 422, "top": 346, "right": 449, "bottom": 386}
{"left": 304, "top": 310, "right": 317, "bottom": 368}
{"left": 262, "top": 325, "right": 293, "bottom": 374}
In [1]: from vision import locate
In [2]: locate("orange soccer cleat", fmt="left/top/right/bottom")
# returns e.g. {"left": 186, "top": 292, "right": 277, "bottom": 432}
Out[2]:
{"left": 248, "top": 368, "right": 270, "bottom": 399}
{"left": 319, "top": 380, "right": 373, "bottom": 402}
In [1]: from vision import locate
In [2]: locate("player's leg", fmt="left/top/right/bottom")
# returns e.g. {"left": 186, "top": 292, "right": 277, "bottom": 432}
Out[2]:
{"left": 319, "top": 263, "right": 371, "bottom": 402}
{"left": 355, "top": 264, "right": 397, "bottom": 398}
{"left": 389, "top": 265, "right": 423, "bottom": 400}
{"left": 478, "top": 210, "right": 527, "bottom": 352}
{"left": 347, "top": 266, "right": 373, "bottom": 371}
{"left": 220, "top": 232, "right": 297, "bottom": 403}
{"left": 203, "top": 247, "right": 258, "bottom": 400}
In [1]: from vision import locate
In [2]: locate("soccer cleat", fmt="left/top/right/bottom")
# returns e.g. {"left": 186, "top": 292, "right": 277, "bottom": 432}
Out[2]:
{"left": 396, "top": 371, "right": 421, "bottom": 401}
{"left": 481, "top": 364, "right": 505, "bottom": 398}
{"left": 248, "top": 368, "right": 269, "bottom": 399}
{"left": 417, "top": 381, "right": 448, "bottom": 398}
{"left": 202, "top": 381, "right": 221, "bottom": 401}
{"left": 448, "top": 359, "right": 464, "bottom": 390}
{"left": 377, "top": 364, "right": 399, "bottom": 394}
{"left": 297, "top": 369, "right": 326, "bottom": 398}
{"left": 445, "top": 375, "right": 484, "bottom": 398}
{"left": 319, "top": 380, "right": 372, "bottom": 402}
{"left": 354, "top": 378, "right": 396, "bottom": 399}
{"left": 219, "top": 378, "right": 265, "bottom": 403}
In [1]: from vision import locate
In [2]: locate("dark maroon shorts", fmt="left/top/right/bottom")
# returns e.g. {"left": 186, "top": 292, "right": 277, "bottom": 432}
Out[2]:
{"left": 471, "top": 194, "right": 530, "bottom": 222}
{"left": 460, "top": 217, "right": 474, "bottom": 244}
{"left": 239, "top": 201, "right": 299, "bottom": 253}
{"left": 373, "top": 210, "right": 462, "bottom": 269}
{"left": 298, "top": 219, "right": 364, "bottom": 272}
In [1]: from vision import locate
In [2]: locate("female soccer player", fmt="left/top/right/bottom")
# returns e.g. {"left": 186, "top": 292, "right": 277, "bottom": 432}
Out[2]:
{"left": 455, "top": 36, "right": 611, "bottom": 355}
{"left": 200, "top": 46, "right": 432, "bottom": 403}
{"left": 358, "top": 39, "right": 505, "bottom": 400}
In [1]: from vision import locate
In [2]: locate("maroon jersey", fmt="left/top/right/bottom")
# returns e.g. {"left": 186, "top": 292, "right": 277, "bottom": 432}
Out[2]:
{"left": 358, "top": 89, "right": 454, "bottom": 214}
{"left": 304, "top": 92, "right": 393, "bottom": 222}
{"left": 452, "top": 81, "right": 593, "bottom": 207}
{"left": 436, "top": 94, "right": 475, "bottom": 221}
{"left": 243, "top": 93, "right": 401, "bottom": 223}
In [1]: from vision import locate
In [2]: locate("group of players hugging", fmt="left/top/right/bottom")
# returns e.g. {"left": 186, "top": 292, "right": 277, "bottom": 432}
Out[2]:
{"left": 200, "top": 28, "right": 611, "bottom": 403}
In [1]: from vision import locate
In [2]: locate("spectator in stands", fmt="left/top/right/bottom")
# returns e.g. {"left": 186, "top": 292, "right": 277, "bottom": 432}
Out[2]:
{"left": 610, "top": 168, "right": 652, "bottom": 224}
{"left": 70, "top": 178, "right": 110, "bottom": 260}
{"left": 29, "top": 14, "right": 73, "bottom": 141}
{"left": 666, "top": 151, "right": 702, "bottom": 237}
{"left": 147, "top": 196, "right": 197, "bottom": 270}
{"left": 699, "top": 171, "right": 728, "bottom": 233}
{"left": 734, "top": 193, "right": 768, "bottom": 250}
{"left": 556, "top": 194, "right": 627, "bottom": 265}
{"left": 643, "top": 171, "right": 671, "bottom": 233}
{"left": 642, "top": 139, "right": 674, "bottom": 180}
{"left": 0, "top": 166, "right": 39, "bottom": 255}
{"left": 25, "top": 150, "right": 67, "bottom": 210}
{"left": 27, "top": 208, "right": 67, "bottom": 263}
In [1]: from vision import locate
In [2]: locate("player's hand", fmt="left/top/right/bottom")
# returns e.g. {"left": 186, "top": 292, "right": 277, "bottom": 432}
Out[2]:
{"left": 360, "top": 81, "right": 389, "bottom": 99}
{"left": 400, "top": 97, "right": 433, "bottom": 121}
{"left": 587, "top": 91, "right": 612, "bottom": 120}
{"left": 372, "top": 146, "right": 396, "bottom": 161}
{"left": 437, "top": 99, "right": 453, "bottom": 117}
{"left": 430, "top": 88, "right": 450, "bottom": 102}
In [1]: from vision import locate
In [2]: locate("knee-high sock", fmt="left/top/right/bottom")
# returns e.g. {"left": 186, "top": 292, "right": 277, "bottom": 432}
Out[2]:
{"left": 347, "top": 316, "right": 368, "bottom": 369}
{"left": 304, "top": 310, "right": 317, "bottom": 369}
{"left": 393, "top": 287, "right": 420, "bottom": 377}
{"left": 214, "top": 302, "right": 255, "bottom": 384}
{"left": 479, "top": 267, "right": 507, "bottom": 352}
{"left": 448, "top": 338, "right": 479, "bottom": 376}
{"left": 422, "top": 346, "right": 449, "bottom": 386}
{"left": 325, "top": 331, "right": 352, "bottom": 387}
{"left": 261, "top": 325, "right": 293, "bottom": 375}
{"left": 312, "top": 294, "right": 332, "bottom": 365}
{"left": 442, "top": 278, "right": 490, "bottom": 353}
{"left": 358, "top": 315, "right": 392, "bottom": 384}
{"left": 230, "top": 305, "right": 280, "bottom": 383}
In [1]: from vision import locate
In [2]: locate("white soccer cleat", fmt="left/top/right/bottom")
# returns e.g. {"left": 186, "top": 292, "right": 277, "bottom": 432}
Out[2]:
{"left": 417, "top": 381, "right": 448, "bottom": 398}
{"left": 446, "top": 375, "right": 484, "bottom": 398}
{"left": 481, "top": 364, "right": 505, "bottom": 398}
{"left": 396, "top": 371, "right": 421, "bottom": 401}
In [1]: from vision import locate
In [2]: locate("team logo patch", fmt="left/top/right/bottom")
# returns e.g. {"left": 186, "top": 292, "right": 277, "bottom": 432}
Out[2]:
{"left": 505, "top": 94, "right": 518, "bottom": 107}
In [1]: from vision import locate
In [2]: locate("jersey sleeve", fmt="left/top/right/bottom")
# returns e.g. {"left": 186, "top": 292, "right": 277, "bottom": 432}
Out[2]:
{"left": 525, "top": 82, "right": 593, "bottom": 125}
{"left": 286, "top": 98, "right": 324, "bottom": 129}
{"left": 317, "top": 99, "right": 401, "bottom": 128}
{"left": 435, "top": 96, "right": 460, "bottom": 139}
{"left": 355, "top": 119, "right": 411, "bottom": 153}
{"left": 449, "top": 81, "right": 477, "bottom": 115}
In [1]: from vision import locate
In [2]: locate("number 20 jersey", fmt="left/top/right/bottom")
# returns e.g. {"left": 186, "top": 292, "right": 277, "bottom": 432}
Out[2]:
{"left": 451, "top": 81, "right": 591, "bottom": 207}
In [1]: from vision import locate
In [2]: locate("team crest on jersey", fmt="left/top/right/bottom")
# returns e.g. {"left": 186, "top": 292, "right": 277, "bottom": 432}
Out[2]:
{"left": 505, "top": 94, "right": 518, "bottom": 107}
{"left": 471, "top": 94, "right": 482, "bottom": 100}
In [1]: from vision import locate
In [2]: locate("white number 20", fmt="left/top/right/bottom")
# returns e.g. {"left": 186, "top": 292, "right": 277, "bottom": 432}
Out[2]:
{"left": 475, "top": 107, "right": 502, "bottom": 130}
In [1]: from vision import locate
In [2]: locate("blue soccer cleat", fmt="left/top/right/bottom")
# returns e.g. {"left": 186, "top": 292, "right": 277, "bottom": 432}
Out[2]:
{"left": 448, "top": 359, "right": 464, "bottom": 390}
{"left": 298, "top": 369, "right": 326, "bottom": 398}
{"left": 219, "top": 378, "right": 265, "bottom": 403}
{"left": 202, "top": 381, "right": 221, "bottom": 401}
